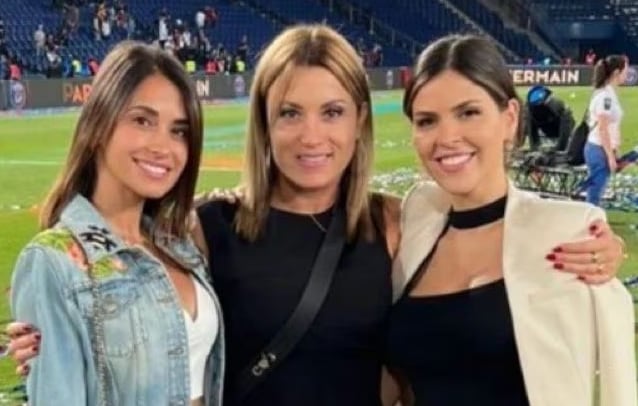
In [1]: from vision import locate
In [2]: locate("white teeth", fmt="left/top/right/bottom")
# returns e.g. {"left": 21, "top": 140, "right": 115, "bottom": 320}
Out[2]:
{"left": 299, "top": 155, "right": 328, "bottom": 163}
{"left": 440, "top": 154, "right": 472, "bottom": 166}
{"left": 137, "top": 161, "right": 168, "bottom": 177}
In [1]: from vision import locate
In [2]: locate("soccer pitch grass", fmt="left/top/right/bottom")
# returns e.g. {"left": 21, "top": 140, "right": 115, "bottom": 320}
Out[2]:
{"left": 0, "top": 88, "right": 636, "bottom": 393}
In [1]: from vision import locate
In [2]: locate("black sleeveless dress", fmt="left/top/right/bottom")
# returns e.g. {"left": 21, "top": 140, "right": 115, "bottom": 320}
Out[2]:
{"left": 386, "top": 279, "right": 529, "bottom": 405}
{"left": 385, "top": 195, "right": 529, "bottom": 406}
{"left": 197, "top": 200, "right": 392, "bottom": 406}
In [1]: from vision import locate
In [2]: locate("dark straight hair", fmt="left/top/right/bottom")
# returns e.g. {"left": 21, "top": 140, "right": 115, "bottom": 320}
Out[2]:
{"left": 403, "top": 34, "right": 524, "bottom": 145}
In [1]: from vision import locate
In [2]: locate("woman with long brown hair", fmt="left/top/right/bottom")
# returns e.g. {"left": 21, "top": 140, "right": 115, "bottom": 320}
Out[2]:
{"left": 10, "top": 41, "right": 224, "bottom": 406}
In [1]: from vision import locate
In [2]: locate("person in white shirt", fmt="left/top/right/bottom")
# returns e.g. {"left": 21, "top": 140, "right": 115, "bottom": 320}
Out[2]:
{"left": 195, "top": 10, "right": 206, "bottom": 30}
{"left": 158, "top": 16, "right": 169, "bottom": 48}
{"left": 101, "top": 18, "right": 111, "bottom": 39}
{"left": 584, "top": 55, "right": 628, "bottom": 206}
{"left": 33, "top": 25, "right": 45, "bottom": 56}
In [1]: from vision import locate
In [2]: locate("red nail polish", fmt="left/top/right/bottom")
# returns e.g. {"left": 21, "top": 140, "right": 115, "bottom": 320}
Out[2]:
{"left": 553, "top": 263, "right": 564, "bottom": 270}
{"left": 546, "top": 254, "right": 556, "bottom": 261}
{"left": 553, "top": 247, "right": 563, "bottom": 253}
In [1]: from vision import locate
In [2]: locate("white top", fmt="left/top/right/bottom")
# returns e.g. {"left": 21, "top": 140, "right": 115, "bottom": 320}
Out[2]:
{"left": 158, "top": 18, "right": 169, "bottom": 41}
{"left": 195, "top": 11, "right": 206, "bottom": 28}
{"left": 184, "top": 276, "right": 219, "bottom": 400}
{"left": 587, "top": 84, "right": 623, "bottom": 149}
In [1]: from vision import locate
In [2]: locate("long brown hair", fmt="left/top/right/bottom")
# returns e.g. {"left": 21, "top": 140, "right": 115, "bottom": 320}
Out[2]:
{"left": 236, "top": 24, "right": 375, "bottom": 241}
{"left": 40, "top": 41, "right": 203, "bottom": 237}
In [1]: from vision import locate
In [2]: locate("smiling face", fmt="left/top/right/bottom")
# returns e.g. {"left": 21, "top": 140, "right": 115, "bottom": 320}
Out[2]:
{"left": 410, "top": 69, "right": 519, "bottom": 207}
{"left": 94, "top": 73, "right": 190, "bottom": 204}
{"left": 266, "top": 65, "right": 366, "bottom": 196}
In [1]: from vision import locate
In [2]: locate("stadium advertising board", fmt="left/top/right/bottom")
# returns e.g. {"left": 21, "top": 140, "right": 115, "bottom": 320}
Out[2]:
{"left": 0, "top": 70, "right": 398, "bottom": 110}
{"left": 508, "top": 65, "right": 638, "bottom": 86}
{"left": 62, "top": 80, "right": 92, "bottom": 105}
{"left": 509, "top": 66, "right": 589, "bottom": 86}
{"left": 2, "top": 66, "right": 637, "bottom": 110}
{"left": 58, "top": 76, "right": 218, "bottom": 106}
{"left": 0, "top": 74, "right": 251, "bottom": 109}
{"left": 0, "top": 79, "right": 28, "bottom": 111}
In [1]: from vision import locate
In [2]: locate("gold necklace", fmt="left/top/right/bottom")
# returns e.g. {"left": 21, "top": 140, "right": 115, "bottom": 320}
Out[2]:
{"left": 309, "top": 214, "right": 327, "bottom": 233}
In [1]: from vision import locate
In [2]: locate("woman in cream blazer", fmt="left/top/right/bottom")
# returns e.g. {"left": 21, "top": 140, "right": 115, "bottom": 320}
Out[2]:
{"left": 392, "top": 181, "right": 636, "bottom": 405}
{"left": 384, "top": 34, "right": 636, "bottom": 406}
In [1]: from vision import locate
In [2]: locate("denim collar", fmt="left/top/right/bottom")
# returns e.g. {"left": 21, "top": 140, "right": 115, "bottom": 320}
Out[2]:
{"left": 59, "top": 194, "right": 203, "bottom": 269}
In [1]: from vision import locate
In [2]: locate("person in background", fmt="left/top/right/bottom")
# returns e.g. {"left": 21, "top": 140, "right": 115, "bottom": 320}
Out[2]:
{"left": 34, "top": 24, "right": 46, "bottom": 56}
{"left": 584, "top": 55, "right": 628, "bottom": 206}
{"left": 8, "top": 58, "right": 22, "bottom": 81}
{"left": 71, "top": 55, "right": 82, "bottom": 76}
{"left": 235, "top": 56, "right": 245, "bottom": 73}
{"left": 88, "top": 57, "right": 99, "bottom": 76}
{"left": 195, "top": 9, "right": 206, "bottom": 32}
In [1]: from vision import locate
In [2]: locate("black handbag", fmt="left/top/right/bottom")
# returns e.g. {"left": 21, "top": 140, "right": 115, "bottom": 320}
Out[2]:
{"left": 235, "top": 206, "right": 346, "bottom": 401}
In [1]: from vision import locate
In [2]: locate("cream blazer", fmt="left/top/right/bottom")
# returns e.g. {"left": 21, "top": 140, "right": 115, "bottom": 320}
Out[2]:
{"left": 392, "top": 181, "right": 637, "bottom": 406}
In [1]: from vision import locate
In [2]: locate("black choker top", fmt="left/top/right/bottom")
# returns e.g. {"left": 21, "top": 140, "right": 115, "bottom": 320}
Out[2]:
{"left": 448, "top": 195, "right": 507, "bottom": 229}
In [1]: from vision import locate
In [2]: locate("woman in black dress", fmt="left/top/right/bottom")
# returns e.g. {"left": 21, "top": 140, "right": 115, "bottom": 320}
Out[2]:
{"left": 193, "top": 25, "right": 401, "bottom": 406}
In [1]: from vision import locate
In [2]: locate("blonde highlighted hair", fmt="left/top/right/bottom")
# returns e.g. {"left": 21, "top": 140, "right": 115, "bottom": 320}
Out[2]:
{"left": 236, "top": 24, "right": 377, "bottom": 241}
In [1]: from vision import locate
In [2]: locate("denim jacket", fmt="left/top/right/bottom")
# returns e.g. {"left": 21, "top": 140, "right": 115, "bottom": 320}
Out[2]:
{"left": 10, "top": 195, "right": 225, "bottom": 406}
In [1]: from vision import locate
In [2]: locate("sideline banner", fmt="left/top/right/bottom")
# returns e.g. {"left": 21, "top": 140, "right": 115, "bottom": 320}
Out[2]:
{"left": 2, "top": 65, "right": 637, "bottom": 110}
{"left": 508, "top": 66, "right": 591, "bottom": 86}
{"left": 506, "top": 65, "right": 638, "bottom": 86}
{"left": 0, "top": 73, "right": 256, "bottom": 110}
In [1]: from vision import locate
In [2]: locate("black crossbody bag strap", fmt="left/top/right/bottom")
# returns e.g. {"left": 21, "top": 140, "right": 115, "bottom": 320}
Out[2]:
{"left": 235, "top": 207, "right": 346, "bottom": 401}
